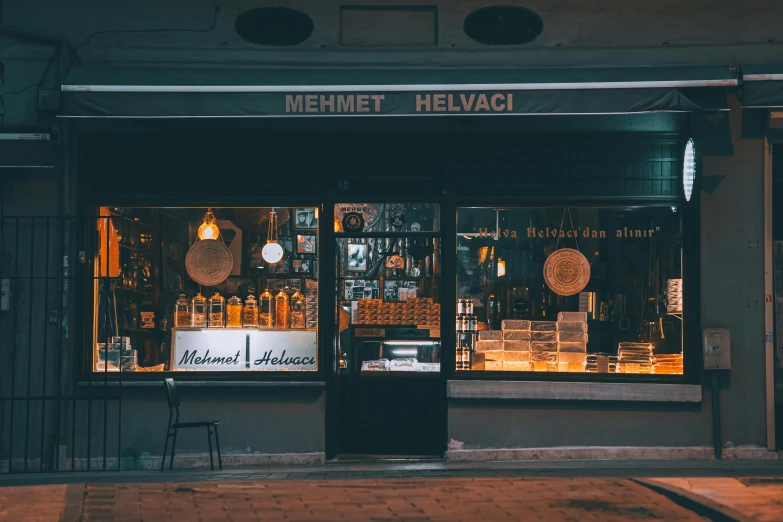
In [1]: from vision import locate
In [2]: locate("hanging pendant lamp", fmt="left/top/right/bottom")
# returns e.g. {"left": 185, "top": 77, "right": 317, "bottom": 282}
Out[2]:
{"left": 262, "top": 209, "right": 284, "bottom": 264}
{"left": 197, "top": 208, "right": 220, "bottom": 240}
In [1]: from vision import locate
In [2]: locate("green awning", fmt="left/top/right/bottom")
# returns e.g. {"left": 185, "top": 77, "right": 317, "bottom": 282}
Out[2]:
{"left": 741, "top": 64, "right": 783, "bottom": 108}
{"left": 61, "top": 66, "right": 736, "bottom": 118}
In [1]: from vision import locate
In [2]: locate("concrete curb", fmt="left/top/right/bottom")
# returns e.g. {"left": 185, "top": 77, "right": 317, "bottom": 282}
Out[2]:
{"left": 633, "top": 478, "right": 752, "bottom": 522}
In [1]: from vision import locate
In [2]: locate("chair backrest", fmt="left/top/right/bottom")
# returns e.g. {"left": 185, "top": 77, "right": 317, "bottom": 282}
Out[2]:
{"left": 164, "top": 378, "right": 180, "bottom": 409}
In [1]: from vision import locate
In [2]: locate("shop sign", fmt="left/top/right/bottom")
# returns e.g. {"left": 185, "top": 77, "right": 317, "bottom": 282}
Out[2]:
{"left": 283, "top": 92, "right": 515, "bottom": 116}
{"left": 172, "top": 330, "right": 247, "bottom": 370}
{"left": 171, "top": 329, "right": 316, "bottom": 371}
{"left": 249, "top": 331, "right": 317, "bottom": 370}
{"left": 543, "top": 248, "right": 591, "bottom": 297}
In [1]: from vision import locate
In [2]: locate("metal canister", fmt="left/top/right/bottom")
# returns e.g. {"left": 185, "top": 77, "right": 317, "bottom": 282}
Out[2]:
{"left": 464, "top": 298, "right": 474, "bottom": 316}
{"left": 466, "top": 316, "right": 477, "bottom": 332}
{"left": 457, "top": 298, "right": 467, "bottom": 316}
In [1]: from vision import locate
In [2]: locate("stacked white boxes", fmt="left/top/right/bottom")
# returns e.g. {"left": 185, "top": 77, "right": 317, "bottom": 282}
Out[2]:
{"left": 530, "top": 320, "right": 557, "bottom": 371}
{"left": 501, "top": 320, "right": 531, "bottom": 371}
{"left": 557, "top": 312, "right": 588, "bottom": 372}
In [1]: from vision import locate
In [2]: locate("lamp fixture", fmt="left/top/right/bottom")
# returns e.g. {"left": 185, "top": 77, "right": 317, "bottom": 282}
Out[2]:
{"left": 497, "top": 258, "right": 506, "bottom": 277}
{"left": 683, "top": 138, "right": 695, "bottom": 202}
{"left": 262, "top": 209, "right": 284, "bottom": 264}
{"left": 197, "top": 208, "right": 220, "bottom": 240}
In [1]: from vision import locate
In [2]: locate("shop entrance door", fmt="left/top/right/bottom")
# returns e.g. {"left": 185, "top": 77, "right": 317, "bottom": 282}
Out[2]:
{"left": 333, "top": 202, "right": 445, "bottom": 456}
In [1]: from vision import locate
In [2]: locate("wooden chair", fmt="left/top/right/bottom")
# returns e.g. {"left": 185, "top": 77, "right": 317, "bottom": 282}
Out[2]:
{"left": 161, "top": 378, "right": 222, "bottom": 471}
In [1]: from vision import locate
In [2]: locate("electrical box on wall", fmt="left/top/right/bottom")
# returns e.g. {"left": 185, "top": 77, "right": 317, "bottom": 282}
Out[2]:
{"left": 703, "top": 328, "right": 731, "bottom": 370}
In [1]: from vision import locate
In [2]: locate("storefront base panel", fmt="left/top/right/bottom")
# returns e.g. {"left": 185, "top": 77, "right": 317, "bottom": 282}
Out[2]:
{"left": 446, "top": 446, "right": 777, "bottom": 462}
{"left": 447, "top": 381, "right": 702, "bottom": 402}
{"left": 0, "top": 452, "right": 326, "bottom": 473}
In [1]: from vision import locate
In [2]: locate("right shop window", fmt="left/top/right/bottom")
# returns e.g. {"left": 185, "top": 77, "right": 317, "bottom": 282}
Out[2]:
{"left": 456, "top": 206, "right": 683, "bottom": 375}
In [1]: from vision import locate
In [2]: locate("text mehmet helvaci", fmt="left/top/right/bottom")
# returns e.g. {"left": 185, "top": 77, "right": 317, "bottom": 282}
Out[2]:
{"left": 284, "top": 92, "right": 515, "bottom": 114}
{"left": 171, "top": 330, "right": 317, "bottom": 371}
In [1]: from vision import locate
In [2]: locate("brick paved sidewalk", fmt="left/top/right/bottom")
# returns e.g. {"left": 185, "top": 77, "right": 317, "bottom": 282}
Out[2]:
{"left": 1, "top": 477, "right": 712, "bottom": 522}
{"left": 646, "top": 477, "right": 783, "bottom": 522}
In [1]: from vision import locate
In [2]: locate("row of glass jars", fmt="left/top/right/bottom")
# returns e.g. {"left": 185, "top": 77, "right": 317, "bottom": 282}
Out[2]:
{"left": 174, "top": 288, "right": 306, "bottom": 329}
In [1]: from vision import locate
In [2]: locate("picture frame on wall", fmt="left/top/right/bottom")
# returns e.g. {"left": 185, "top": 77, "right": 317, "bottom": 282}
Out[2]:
{"left": 344, "top": 279, "right": 380, "bottom": 301}
{"left": 296, "top": 234, "right": 317, "bottom": 255}
{"left": 293, "top": 259, "right": 311, "bottom": 274}
{"left": 383, "top": 280, "right": 419, "bottom": 302}
{"left": 346, "top": 243, "right": 368, "bottom": 272}
{"left": 294, "top": 208, "right": 317, "bottom": 229}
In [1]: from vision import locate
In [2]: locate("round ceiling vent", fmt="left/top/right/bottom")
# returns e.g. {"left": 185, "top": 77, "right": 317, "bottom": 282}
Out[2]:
{"left": 235, "top": 7, "right": 314, "bottom": 46}
{"left": 464, "top": 6, "right": 544, "bottom": 45}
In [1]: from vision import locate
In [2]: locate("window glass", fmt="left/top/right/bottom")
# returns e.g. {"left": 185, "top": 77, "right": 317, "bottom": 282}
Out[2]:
{"left": 92, "top": 206, "right": 318, "bottom": 373}
{"left": 456, "top": 206, "right": 683, "bottom": 374}
{"left": 335, "top": 203, "right": 441, "bottom": 376}
{"left": 335, "top": 203, "right": 440, "bottom": 233}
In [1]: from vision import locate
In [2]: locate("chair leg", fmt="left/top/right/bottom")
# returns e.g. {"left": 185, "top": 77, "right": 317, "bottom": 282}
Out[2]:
{"left": 169, "top": 428, "right": 178, "bottom": 470}
{"left": 161, "top": 429, "right": 170, "bottom": 472}
{"left": 213, "top": 425, "right": 223, "bottom": 470}
{"left": 207, "top": 426, "right": 215, "bottom": 471}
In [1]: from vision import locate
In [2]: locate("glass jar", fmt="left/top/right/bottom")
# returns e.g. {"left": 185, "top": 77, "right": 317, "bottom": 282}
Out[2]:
{"left": 174, "top": 294, "right": 192, "bottom": 327}
{"left": 274, "top": 288, "right": 290, "bottom": 328}
{"left": 290, "top": 289, "right": 306, "bottom": 329}
{"left": 226, "top": 295, "right": 242, "bottom": 327}
{"left": 243, "top": 295, "right": 259, "bottom": 328}
{"left": 208, "top": 292, "right": 225, "bottom": 328}
{"left": 259, "top": 289, "right": 274, "bottom": 328}
{"left": 191, "top": 293, "right": 207, "bottom": 327}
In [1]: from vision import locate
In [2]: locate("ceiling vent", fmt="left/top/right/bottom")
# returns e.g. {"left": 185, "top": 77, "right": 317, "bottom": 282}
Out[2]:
{"left": 464, "top": 6, "right": 543, "bottom": 45}
{"left": 235, "top": 7, "right": 314, "bottom": 46}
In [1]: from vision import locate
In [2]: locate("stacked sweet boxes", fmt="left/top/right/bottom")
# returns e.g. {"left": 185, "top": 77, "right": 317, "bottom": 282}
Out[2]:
{"left": 502, "top": 320, "right": 531, "bottom": 371}
{"left": 530, "top": 321, "right": 558, "bottom": 371}
{"left": 617, "top": 342, "right": 653, "bottom": 374}
{"left": 355, "top": 298, "right": 440, "bottom": 326}
{"left": 473, "top": 330, "right": 502, "bottom": 370}
{"left": 556, "top": 311, "right": 588, "bottom": 372}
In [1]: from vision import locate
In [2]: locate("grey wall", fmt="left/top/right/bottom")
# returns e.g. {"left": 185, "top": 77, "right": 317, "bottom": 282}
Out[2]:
{"left": 3, "top": 0, "right": 783, "bottom": 126}
{"left": 448, "top": 96, "right": 769, "bottom": 450}
{"left": 69, "top": 387, "right": 326, "bottom": 462}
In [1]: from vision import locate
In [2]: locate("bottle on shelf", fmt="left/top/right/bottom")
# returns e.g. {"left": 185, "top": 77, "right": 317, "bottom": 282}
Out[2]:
{"left": 274, "top": 288, "right": 290, "bottom": 328}
{"left": 191, "top": 293, "right": 207, "bottom": 327}
{"left": 226, "top": 296, "right": 243, "bottom": 327}
{"left": 243, "top": 295, "right": 259, "bottom": 328}
{"left": 208, "top": 292, "right": 225, "bottom": 328}
{"left": 174, "top": 294, "right": 192, "bottom": 327}
{"left": 290, "top": 289, "right": 306, "bottom": 329}
{"left": 259, "top": 289, "right": 274, "bottom": 328}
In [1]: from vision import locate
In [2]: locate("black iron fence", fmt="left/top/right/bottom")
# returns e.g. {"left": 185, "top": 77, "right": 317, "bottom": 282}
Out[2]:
{"left": 0, "top": 215, "right": 133, "bottom": 473}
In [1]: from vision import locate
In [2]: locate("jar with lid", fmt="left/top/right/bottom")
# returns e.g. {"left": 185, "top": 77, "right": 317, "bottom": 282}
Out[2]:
{"left": 174, "top": 294, "right": 192, "bottom": 327}
{"left": 243, "top": 295, "right": 259, "bottom": 327}
{"left": 226, "top": 296, "right": 242, "bottom": 327}
{"left": 208, "top": 292, "right": 225, "bottom": 328}
{"left": 191, "top": 293, "right": 207, "bottom": 327}
{"left": 290, "top": 289, "right": 306, "bottom": 329}
{"left": 274, "top": 288, "right": 290, "bottom": 328}
{"left": 259, "top": 289, "right": 274, "bottom": 328}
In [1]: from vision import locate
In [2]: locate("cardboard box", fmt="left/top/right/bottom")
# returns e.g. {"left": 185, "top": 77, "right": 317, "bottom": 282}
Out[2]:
{"left": 503, "top": 340, "right": 531, "bottom": 352}
{"left": 476, "top": 340, "right": 503, "bottom": 352}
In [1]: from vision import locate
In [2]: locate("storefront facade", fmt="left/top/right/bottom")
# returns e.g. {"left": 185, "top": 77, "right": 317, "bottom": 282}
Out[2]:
{"left": 1, "top": 1, "right": 782, "bottom": 471}
{"left": 24, "top": 64, "right": 762, "bottom": 466}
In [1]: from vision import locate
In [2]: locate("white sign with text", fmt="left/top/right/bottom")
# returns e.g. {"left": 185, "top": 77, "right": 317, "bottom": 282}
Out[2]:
{"left": 171, "top": 329, "right": 317, "bottom": 371}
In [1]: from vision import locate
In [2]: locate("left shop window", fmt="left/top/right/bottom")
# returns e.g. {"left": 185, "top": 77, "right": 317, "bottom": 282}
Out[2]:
{"left": 92, "top": 206, "right": 319, "bottom": 373}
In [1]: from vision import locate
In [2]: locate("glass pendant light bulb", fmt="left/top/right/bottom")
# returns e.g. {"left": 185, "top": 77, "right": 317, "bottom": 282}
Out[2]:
{"left": 198, "top": 208, "right": 220, "bottom": 240}
{"left": 262, "top": 209, "right": 283, "bottom": 263}
{"left": 262, "top": 242, "right": 284, "bottom": 264}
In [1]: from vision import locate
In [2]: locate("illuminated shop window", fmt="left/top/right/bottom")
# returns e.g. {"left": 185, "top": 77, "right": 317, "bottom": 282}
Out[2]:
{"left": 92, "top": 206, "right": 318, "bottom": 373}
{"left": 455, "top": 206, "right": 683, "bottom": 375}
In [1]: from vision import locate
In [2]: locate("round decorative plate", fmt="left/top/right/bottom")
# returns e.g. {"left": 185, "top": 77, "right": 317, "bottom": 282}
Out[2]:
{"left": 186, "top": 240, "right": 234, "bottom": 287}
{"left": 543, "top": 248, "right": 591, "bottom": 296}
